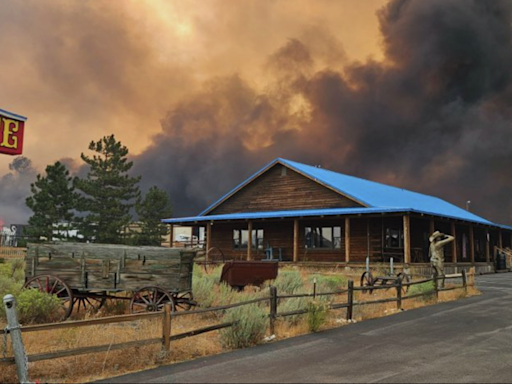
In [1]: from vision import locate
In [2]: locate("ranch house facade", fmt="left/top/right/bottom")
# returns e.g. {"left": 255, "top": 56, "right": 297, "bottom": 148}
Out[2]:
{"left": 164, "top": 158, "right": 512, "bottom": 273}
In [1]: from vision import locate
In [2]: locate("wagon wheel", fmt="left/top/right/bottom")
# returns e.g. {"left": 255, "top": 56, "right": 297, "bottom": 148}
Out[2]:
{"left": 203, "top": 247, "right": 225, "bottom": 274}
{"left": 397, "top": 272, "right": 411, "bottom": 295}
{"left": 72, "top": 292, "right": 106, "bottom": 313}
{"left": 23, "top": 275, "right": 74, "bottom": 320}
{"left": 130, "top": 286, "right": 175, "bottom": 313}
{"left": 360, "top": 271, "right": 374, "bottom": 294}
{"left": 172, "top": 292, "right": 197, "bottom": 311}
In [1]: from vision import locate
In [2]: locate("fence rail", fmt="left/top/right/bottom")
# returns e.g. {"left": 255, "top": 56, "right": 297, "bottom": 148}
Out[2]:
{"left": 0, "top": 269, "right": 474, "bottom": 382}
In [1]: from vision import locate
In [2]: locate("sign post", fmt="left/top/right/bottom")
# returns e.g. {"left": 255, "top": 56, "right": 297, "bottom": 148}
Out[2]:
{"left": 0, "top": 108, "right": 27, "bottom": 156}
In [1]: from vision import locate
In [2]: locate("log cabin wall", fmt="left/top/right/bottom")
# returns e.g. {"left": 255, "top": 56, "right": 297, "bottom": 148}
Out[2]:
{"left": 206, "top": 216, "right": 507, "bottom": 265}
{"left": 473, "top": 227, "right": 487, "bottom": 262}
{"left": 455, "top": 224, "right": 471, "bottom": 263}
{"left": 298, "top": 218, "right": 345, "bottom": 262}
{"left": 489, "top": 229, "right": 500, "bottom": 262}
{"left": 207, "top": 164, "right": 363, "bottom": 215}
{"left": 410, "top": 217, "right": 431, "bottom": 263}
{"left": 503, "top": 232, "right": 512, "bottom": 248}
{"left": 208, "top": 221, "right": 294, "bottom": 261}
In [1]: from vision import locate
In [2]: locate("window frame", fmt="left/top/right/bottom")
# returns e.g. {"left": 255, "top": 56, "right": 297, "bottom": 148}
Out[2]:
{"left": 305, "top": 226, "right": 342, "bottom": 250}
{"left": 233, "top": 229, "right": 264, "bottom": 250}
{"left": 385, "top": 227, "right": 404, "bottom": 249}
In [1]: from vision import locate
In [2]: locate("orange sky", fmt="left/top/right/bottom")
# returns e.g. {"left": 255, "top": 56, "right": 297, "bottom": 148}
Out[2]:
{"left": 0, "top": 0, "right": 386, "bottom": 174}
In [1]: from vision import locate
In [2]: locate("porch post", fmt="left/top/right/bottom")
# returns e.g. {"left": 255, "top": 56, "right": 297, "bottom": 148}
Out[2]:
{"left": 206, "top": 222, "right": 212, "bottom": 261}
{"left": 499, "top": 231, "right": 503, "bottom": 249}
{"left": 169, "top": 224, "right": 174, "bottom": 248}
{"left": 469, "top": 226, "right": 475, "bottom": 264}
{"left": 345, "top": 218, "right": 350, "bottom": 263}
{"left": 485, "top": 230, "right": 490, "bottom": 263}
{"left": 247, "top": 221, "right": 253, "bottom": 261}
{"left": 403, "top": 215, "right": 411, "bottom": 264}
{"left": 429, "top": 219, "right": 435, "bottom": 236}
{"left": 293, "top": 219, "right": 299, "bottom": 263}
{"left": 451, "top": 223, "right": 457, "bottom": 263}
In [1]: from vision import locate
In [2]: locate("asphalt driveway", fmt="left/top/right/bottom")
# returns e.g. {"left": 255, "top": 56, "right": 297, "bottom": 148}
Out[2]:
{"left": 101, "top": 273, "right": 512, "bottom": 383}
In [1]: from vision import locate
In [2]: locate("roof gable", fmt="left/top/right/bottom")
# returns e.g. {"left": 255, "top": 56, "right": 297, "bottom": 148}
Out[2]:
{"left": 279, "top": 158, "right": 493, "bottom": 225}
{"left": 201, "top": 161, "right": 364, "bottom": 216}
{"left": 198, "top": 157, "right": 493, "bottom": 225}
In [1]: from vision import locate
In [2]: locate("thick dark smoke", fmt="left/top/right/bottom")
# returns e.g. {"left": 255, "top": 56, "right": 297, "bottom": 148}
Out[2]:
{"left": 3, "top": 0, "right": 512, "bottom": 226}
{"left": 0, "top": 158, "right": 36, "bottom": 225}
{"left": 133, "top": 0, "right": 512, "bottom": 224}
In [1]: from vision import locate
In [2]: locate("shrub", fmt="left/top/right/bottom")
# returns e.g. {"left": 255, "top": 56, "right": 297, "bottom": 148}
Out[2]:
{"left": 14, "top": 288, "right": 63, "bottom": 324}
{"left": 192, "top": 272, "right": 218, "bottom": 308}
{"left": 309, "top": 275, "right": 347, "bottom": 292}
{"left": 279, "top": 297, "right": 309, "bottom": 326}
{"left": 0, "top": 260, "right": 63, "bottom": 324}
{"left": 274, "top": 271, "right": 304, "bottom": 295}
{"left": 220, "top": 304, "right": 267, "bottom": 349}
{"left": 307, "top": 301, "right": 327, "bottom": 333}
{"left": 407, "top": 281, "right": 436, "bottom": 297}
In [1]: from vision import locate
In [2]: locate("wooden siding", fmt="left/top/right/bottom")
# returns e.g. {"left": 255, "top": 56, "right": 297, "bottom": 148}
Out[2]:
{"left": 298, "top": 219, "right": 345, "bottom": 262}
{"left": 473, "top": 227, "right": 487, "bottom": 262}
{"left": 207, "top": 216, "right": 509, "bottom": 265}
{"left": 207, "top": 164, "right": 363, "bottom": 215}
{"left": 455, "top": 224, "right": 471, "bottom": 263}
{"left": 410, "top": 217, "right": 430, "bottom": 263}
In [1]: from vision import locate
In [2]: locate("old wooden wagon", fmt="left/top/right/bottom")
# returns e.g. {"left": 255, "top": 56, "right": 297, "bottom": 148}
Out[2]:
{"left": 24, "top": 243, "right": 198, "bottom": 320}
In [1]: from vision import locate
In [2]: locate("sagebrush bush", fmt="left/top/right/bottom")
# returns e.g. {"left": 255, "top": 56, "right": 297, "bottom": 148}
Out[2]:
{"left": 0, "top": 260, "right": 62, "bottom": 324}
{"left": 273, "top": 271, "right": 304, "bottom": 294}
{"left": 307, "top": 301, "right": 327, "bottom": 333}
{"left": 220, "top": 304, "right": 267, "bottom": 349}
{"left": 279, "top": 297, "right": 309, "bottom": 326}
{"left": 407, "top": 281, "right": 435, "bottom": 298}
{"left": 15, "top": 288, "right": 63, "bottom": 324}
{"left": 309, "top": 275, "right": 347, "bottom": 292}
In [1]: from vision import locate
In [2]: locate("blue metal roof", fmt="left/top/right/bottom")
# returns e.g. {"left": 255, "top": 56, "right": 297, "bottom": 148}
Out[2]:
{"left": 163, "top": 207, "right": 510, "bottom": 229}
{"left": 166, "top": 158, "right": 509, "bottom": 229}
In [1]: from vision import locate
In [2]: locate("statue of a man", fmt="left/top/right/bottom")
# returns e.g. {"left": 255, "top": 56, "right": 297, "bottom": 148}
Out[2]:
{"left": 429, "top": 231, "right": 454, "bottom": 288}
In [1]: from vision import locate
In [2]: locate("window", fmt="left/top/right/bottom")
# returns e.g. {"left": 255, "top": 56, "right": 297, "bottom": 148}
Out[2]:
{"left": 305, "top": 226, "right": 342, "bottom": 249}
{"left": 233, "top": 229, "right": 264, "bottom": 250}
{"left": 386, "top": 228, "right": 403, "bottom": 248}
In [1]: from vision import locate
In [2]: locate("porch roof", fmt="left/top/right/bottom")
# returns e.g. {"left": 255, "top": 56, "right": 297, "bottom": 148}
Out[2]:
{"left": 163, "top": 207, "right": 512, "bottom": 229}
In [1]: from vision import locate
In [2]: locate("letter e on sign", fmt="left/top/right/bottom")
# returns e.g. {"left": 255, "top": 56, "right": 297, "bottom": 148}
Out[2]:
{"left": 0, "top": 108, "right": 27, "bottom": 156}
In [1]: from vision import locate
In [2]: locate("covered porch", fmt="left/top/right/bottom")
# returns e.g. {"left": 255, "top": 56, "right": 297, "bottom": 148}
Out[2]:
{"left": 166, "top": 208, "right": 512, "bottom": 271}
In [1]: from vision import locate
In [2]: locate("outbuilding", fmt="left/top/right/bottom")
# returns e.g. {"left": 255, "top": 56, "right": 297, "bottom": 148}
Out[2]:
{"left": 164, "top": 158, "right": 512, "bottom": 273}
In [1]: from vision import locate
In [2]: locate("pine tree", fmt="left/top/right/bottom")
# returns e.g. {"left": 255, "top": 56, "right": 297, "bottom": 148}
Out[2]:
{"left": 74, "top": 135, "right": 141, "bottom": 244}
{"left": 25, "top": 161, "right": 77, "bottom": 242}
{"left": 135, "top": 186, "right": 173, "bottom": 246}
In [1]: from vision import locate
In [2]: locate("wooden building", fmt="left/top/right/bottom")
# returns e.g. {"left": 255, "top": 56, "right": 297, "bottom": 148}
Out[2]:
{"left": 164, "top": 158, "right": 512, "bottom": 273}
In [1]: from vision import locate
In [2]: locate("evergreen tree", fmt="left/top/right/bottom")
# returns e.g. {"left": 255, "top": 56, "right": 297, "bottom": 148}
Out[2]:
{"left": 25, "top": 161, "right": 77, "bottom": 241}
{"left": 74, "top": 135, "right": 141, "bottom": 244}
{"left": 135, "top": 186, "right": 173, "bottom": 246}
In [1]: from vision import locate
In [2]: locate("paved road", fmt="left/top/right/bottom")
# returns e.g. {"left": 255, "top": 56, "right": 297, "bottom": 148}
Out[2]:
{"left": 102, "top": 274, "right": 512, "bottom": 383}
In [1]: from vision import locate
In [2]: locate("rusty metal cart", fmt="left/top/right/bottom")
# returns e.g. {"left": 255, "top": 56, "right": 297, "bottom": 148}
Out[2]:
{"left": 23, "top": 243, "right": 199, "bottom": 320}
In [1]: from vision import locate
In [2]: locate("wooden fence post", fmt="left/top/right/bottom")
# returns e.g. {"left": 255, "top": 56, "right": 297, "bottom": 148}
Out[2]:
{"left": 162, "top": 303, "right": 172, "bottom": 351}
{"left": 396, "top": 276, "right": 402, "bottom": 311}
{"left": 3, "top": 294, "right": 29, "bottom": 384}
{"left": 462, "top": 269, "right": 468, "bottom": 294}
{"left": 269, "top": 286, "right": 277, "bottom": 335}
{"left": 347, "top": 280, "right": 354, "bottom": 321}
{"left": 313, "top": 278, "right": 317, "bottom": 300}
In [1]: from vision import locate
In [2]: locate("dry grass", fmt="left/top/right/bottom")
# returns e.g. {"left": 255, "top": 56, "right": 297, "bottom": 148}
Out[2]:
{"left": 0, "top": 269, "right": 480, "bottom": 383}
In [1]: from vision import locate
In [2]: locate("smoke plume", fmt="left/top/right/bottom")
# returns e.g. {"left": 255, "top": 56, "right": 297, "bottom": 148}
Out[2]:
{"left": 134, "top": 0, "right": 512, "bottom": 224}
{"left": 2, "top": 0, "right": 512, "bottom": 226}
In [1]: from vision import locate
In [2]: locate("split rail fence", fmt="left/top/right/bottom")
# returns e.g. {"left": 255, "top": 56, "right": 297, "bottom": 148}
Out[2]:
{"left": 1, "top": 270, "right": 472, "bottom": 382}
